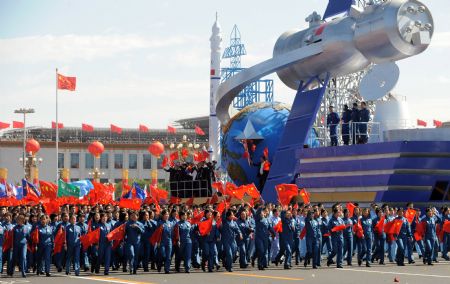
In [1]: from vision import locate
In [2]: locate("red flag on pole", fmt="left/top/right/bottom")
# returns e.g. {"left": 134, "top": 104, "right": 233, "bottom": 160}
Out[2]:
{"left": 107, "top": 223, "right": 126, "bottom": 242}
{"left": 198, "top": 218, "right": 213, "bottom": 236}
{"left": 139, "top": 124, "right": 149, "bottom": 132}
{"left": 169, "top": 196, "right": 182, "bottom": 204}
{"left": 346, "top": 203, "right": 356, "bottom": 217}
{"left": 42, "top": 199, "right": 60, "bottom": 215}
{"left": 57, "top": 73, "right": 76, "bottom": 91}
{"left": 52, "top": 121, "right": 64, "bottom": 129}
{"left": 433, "top": 120, "right": 443, "bottom": 128}
{"left": 170, "top": 151, "right": 179, "bottom": 162}
{"left": 0, "top": 122, "right": 10, "bottom": 129}
{"left": 414, "top": 221, "right": 425, "bottom": 241}
{"left": 353, "top": 219, "right": 364, "bottom": 239}
{"left": 186, "top": 196, "right": 195, "bottom": 207}
{"left": 245, "top": 183, "right": 260, "bottom": 199}
{"left": 276, "top": 184, "right": 298, "bottom": 206}
{"left": 374, "top": 216, "right": 386, "bottom": 234}
{"left": 3, "top": 230, "right": 13, "bottom": 252}
{"left": 119, "top": 198, "right": 141, "bottom": 210}
{"left": 299, "top": 188, "right": 310, "bottom": 204}
{"left": 53, "top": 226, "right": 66, "bottom": 254}
{"left": 273, "top": 221, "right": 283, "bottom": 233}
{"left": 417, "top": 119, "right": 427, "bottom": 127}
{"left": 13, "top": 121, "right": 24, "bottom": 128}
{"left": 80, "top": 228, "right": 100, "bottom": 251}
{"left": 443, "top": 220, "right": 450, "bottom": 233}
{"left": 82, "top": 123, "right": 94, "bottom": 132}
{"left": 195, "top": 126, "right": 205, "bottom": 136}
{"left": 167, "top": 125, "right": 176, "bottom": 134}
{"left": 39, "top": 180, "right": 58, "bottom": 199}
{"left": 331, "top": 224, "right": 346, "bottom": 232}
{"left": 111, "top": 124, "right": 122, "bottom": 134}
{"left": 150, "top": 225, "right": 163, "bottom": 246}
{"left": 405, "top": 209, "right": 416, "bottom": 224}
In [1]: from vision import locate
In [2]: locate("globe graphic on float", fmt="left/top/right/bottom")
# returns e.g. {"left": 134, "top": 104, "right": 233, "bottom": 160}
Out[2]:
{"left": 220, "top": 102, "right": 283, "bottom": 187}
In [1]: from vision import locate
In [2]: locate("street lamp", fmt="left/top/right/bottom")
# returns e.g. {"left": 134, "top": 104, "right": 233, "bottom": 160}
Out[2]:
{"left": 14, "top": 108, "right": 35, "bottom": 170}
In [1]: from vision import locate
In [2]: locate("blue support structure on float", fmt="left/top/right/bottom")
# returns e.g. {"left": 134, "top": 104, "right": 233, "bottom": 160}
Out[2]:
{"left": 221, "top": 25, "right": 274, "bottom": 110}
{"left": 262, "top": 74, "right": 330, "bottom": 203}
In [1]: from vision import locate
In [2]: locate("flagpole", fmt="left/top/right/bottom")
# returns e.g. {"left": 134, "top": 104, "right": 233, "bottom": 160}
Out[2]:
{"left": 56, "top": 68, "right": 59, "bottom": 183}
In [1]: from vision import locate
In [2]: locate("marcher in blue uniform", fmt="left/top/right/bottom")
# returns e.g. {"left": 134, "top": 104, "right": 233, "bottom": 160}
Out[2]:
{"left": 89, "top": 212, "right": 101, "bottom": 273}
{"left": 304, "top": 209, "right": 319, "bottom": 269}
{"left": 175, "top": 211, "right": 192, "bottom": 273}
{"left": 125, "top": 211, "right": 144, "bottom": 274}
{"left": 221, "top": 209, "right": 242, "bottom": 272}
{"left": 112, "top": 212, "right": 128, "bottom": 272}
{"left": 350, "top": 102, "right": 359, "bottom": 144}
{"left": 11, "top": 214, "right": 30, "bottom": 277}
{"left": 320, "top": 209, "right": 332, "bottom": 261}
{"left": 236, "top": 210, "right": 253, "bottom": 268}
{"left": 358, "top": 102, "right": 370, "bottom": 144}
{"left": 96, "top": 213, "right": 112, "bottom": 275}
{"left": 200, "top": 210, "right": 219, "bottom": 273}
{"left": 358, "top": 208, "right": 373, "bottom": 267}
{"left": 280, "top": 209, "right": 296, "bottom": 269}
{"left": 342, "top": 209, "right": 354, "bottom": 265}
{"left": 65, "top": 214, "right": 81, "bottom": 276}
{"left": 423, "top": 208, "right": 438, "bottom": 265}
{"left": 252, "top": 205, "right": 274, "bottom": 270}
{"left": 328, "top": 208, "right": 344, "bottom": 268}
{"left": 395, "top": 208, "right": 413, "bottom": 266}
{"left": 3, "top": 213, "right": 14, "bottom": 276}
{"left": 157, "top": 209, "right": 174, "bottom": 274}
{"left": 341, "top": 104, "right": 352, "bottom": 145}
{"left": 140, "top": 210, "right": 157, "bottom": 272}
{"left": 371, "top": 208, "right": 386, "bottom": 265}
{"left": 441, "top": 207, "right": 450, "bottom": 261}
{"left": 292, "top": 208, "right": 303, "bottom": 265}
{"left": 55, "top": 212, "right": 69, "bottom": 272}
{"left": 77, "top": 214, "right": 90, "bottom": 272}
{"left": 37, "top": 215, "right": 53, "bottom": 277}
{"left": 327, "top": 106, "right": 341, "bottom": 146}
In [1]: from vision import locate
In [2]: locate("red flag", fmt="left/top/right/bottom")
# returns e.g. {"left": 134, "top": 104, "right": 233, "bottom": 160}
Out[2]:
{"left": 150, "top": 225, "right": 163, "bottom": 246}
{"left": 31, "top": 227, "right": 39, "bottom": 246}
{"left": 39, "top": 180, "right": 58, "bottom": 199}
{"left": 0, "top": 122, "right": 10, "bottom": 129}
{"left": 374, "top": 216, "right": 385, "bottom": 234}
{"left": 170, "top": 151, "right": 179, "bottom": 162}
{"left": 167, "top": 125, "right": 176, "bottom": 134}
{"left": 198, "top": 218, "right": 213, "bottom": 236}
{"left": 13, "top": 121, "right": 24, "bottom": 128}
{"left": 195, "top": 126, "right": 205, "bottom": 136}
{"left": 185, "top": 196, "right": 194, "bottom": 207}
{"left": 3, "top": 230, "right": 13, "bottom": 252}
{"left": 161, "top": 156, "right": 168, "bottom": 168}
{"left": 212, "top": 182, "right": 224, "bottom": 194}
{"left": 299, "top": 188, "right": 310, "bottom": 204}
{"left": 169, "top": 196, "right": 181, "bottom": 204}
{"left": 217, "top": 200, "right": 228, "bottom": 214}
{"left": 119, "top": 198, "right": 141, "bottom": 210}
{"left": 245, "top": 183, "right": 260, "bottom": 199}
{"left": 51, "top": 121, "right": 64, "bottom": 129}
{"left": 300, "top": 227, "right": 306, "bottom": 239}
{"left": 181, "top": 148, "right": 189, "bottom": 158}
{"left": 433, "top": 120, "right": 443, "bottom": 128}
{"left": 191, "top": 211, "right": 204, "bottom": 225}
{"left": 437, "top": 224, "right": 444, "bottom": 242}
{"left": 209, "top": 194, "right": 219, "bottom": 205}
{"left": 273, "top": 221, "right": 283, "bottom": 233}
{"left": 57, "top": 73, "right": 76, "bottom": 91}
{"left": 276, "top": 184, "right": 298, "bottom": 206}
{"left": 42, "top": 199, "right": 60, "bottom": 215}
{"left": 263, "top": 147, "right": 269, "bottom": 159}
{"left": 331, "top": 224, "right": 346, "bottom": 232}
{"left": 231, "top": 185, "right": 246, "bottom": 200}
{"left": 385, "top": 219, "right": 403, "bottom": 235}
{"left": 111, "top": 124, "right": 122, "bottom": 134}
{"left": 417, "top": 119, "right": 427, "bottom": 127}
{"left": 346, "top": 203, "right": 356, "bottom": 217}
{"left": 139, "top": 124, "right": 149, "bottom": 132}
{"left": 414, "top": 221, "right": 425, "bottom": 241}
{"left": 106, "top": 223, "right": 126, "bottom": 242}
{"left": 53, "top": 226, "right": 66, "bottom": 254}
{"left": 405, "top": 209, "right": 416, "bottom": 224}
{"left": 443, "top": 220, "right": 450, "bottom": 234}
{"left": 353, "top": 219, "right": 364, "bottom": 239}
{"left": 82, "top": 123, "right": 94, "bottom": 132}
{"left": 80, "top": 228, "right": 100, "bottom": 251}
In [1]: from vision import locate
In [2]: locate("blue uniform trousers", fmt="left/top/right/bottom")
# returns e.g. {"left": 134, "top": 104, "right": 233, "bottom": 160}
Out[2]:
{"left": 424, "top": 238, "right": 435, "bottom": 264}
{"left": 175, "top": 242, "right": 192, "bottom": 272}
{"left": 358, "top": 237, "right": 372, "bottom": 264}
{"left": 11, "top": 244, "right": 27, "bottom": 277}
{"left": 37, "top": 244, "right": 52, "bottom": 274}
{"left": 97, "top": 243, "right": 111, "bottom": 273}
{"left": 255, "top": 237, "right": 268, "bottom": 269}
{"left": 202, "top": 241, "right": 216, "bottom": 271}
{"left": 373, "top": 234, "right": 385, "bottom": 263}
{"left": 238, "top": 239, "right": 249, "bottom": 267}
{"left": 343, "top": 236, "right": 353, "bottom": 264}
{"left": 158, "top": 242, "right": 172, "bottom": 273}
{"left": 329, "top": 236, "right": 343, "bottom": 266}
{"left": 283, "top": 239, "right": 293, "bottom": 267}
{"left": 66, "top": 244, "right": 80, "bottom": 275}
{"left": 125, "top": 242, "right": 140, "bottom": 272}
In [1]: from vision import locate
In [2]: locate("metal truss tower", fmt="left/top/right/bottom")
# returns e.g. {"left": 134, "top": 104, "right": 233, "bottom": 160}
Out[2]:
{"left": 221, "top": 25, "right": 274, "bottom": 110}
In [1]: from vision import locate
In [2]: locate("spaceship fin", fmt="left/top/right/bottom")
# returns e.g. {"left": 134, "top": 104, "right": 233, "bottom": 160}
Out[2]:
{"left": 323, "top": 0, "right": 355, "bottom": 20}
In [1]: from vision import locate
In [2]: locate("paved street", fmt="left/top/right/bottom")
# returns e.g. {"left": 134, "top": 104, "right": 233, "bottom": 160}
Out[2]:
{"left": 2, "top": 259, "right": 449, "bottom": 284}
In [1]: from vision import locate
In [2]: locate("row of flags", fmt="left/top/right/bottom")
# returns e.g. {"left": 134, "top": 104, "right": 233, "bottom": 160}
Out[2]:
{"left": 0, "top": 121, "right": 206, "bottom": 136}
{"left": 417, "top": 119, "right": 443, "bottom": 127}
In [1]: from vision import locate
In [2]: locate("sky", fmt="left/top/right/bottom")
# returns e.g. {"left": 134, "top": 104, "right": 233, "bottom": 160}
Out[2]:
{"left": 0, "top": 0, "right": 449, "bottom": 130}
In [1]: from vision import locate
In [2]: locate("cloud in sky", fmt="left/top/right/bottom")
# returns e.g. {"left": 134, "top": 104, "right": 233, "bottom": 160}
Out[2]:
{"left": 0, "top": 34, "right": 201, "bottom": 64}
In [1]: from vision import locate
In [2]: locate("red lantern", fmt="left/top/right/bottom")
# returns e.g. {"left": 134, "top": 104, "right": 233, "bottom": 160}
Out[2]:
{"left": 25, "top": 139, "right": 40, "bottom": 154}
{"left": 88, "top": 141, "right": 104, "bottom": 158}
{"left": 148, "top": 141, "right": 165, "bottom": 158}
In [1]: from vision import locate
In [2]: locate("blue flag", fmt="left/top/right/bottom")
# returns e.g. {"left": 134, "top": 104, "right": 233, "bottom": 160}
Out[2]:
{"left": 133, "top": 182, "right": 147, "bottom": 200}
{"left": 71, "top": 180, "right": 94, "bottom": 197}
{"left": 22, "top": 179, "right": 41, "bottom": 197}
{"left": 0, "top": 184, "right": 6, "bottom": 198}
{"left": 15, "top": 186, "right": 23, "bottom": 200}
